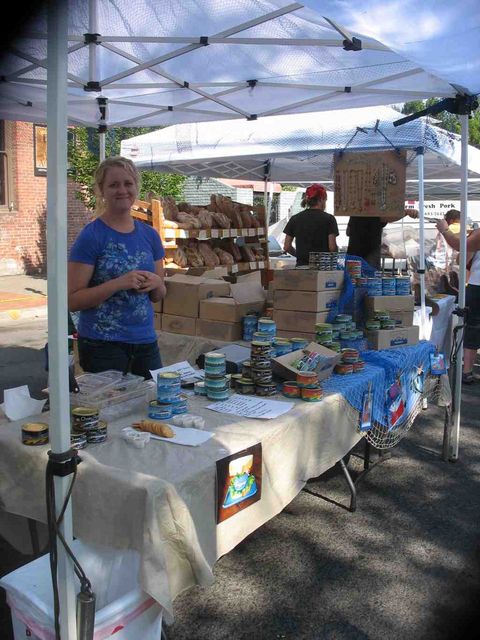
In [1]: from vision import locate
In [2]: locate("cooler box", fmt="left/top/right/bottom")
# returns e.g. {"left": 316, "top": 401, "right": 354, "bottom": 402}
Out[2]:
{"left": 0, "top": 540, "right": 163, "bottom": 640}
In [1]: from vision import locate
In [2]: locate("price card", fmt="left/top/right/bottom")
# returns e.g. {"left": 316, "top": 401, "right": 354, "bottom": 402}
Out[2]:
{"left": 198, "top": 230, "right": 207, "bottom": 240}
{"left": 249, "top": 261, "right": 256, "bottom": 270}
{"left": 258, "top": 261, "right": 265, "bottom": 268}
{"left": 231, "top": 264, "right": 239, "bottom": 273}
{"left": 211, "top": 229, "right": 219, "bottom": 238}
{"left": 247, "top": 228, "right": 255, "bottom": 237}
{"left": 231, "top": 228, "right": 238, "bottom": 236}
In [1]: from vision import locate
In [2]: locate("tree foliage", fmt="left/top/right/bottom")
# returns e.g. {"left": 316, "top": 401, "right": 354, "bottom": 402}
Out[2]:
{"left": 402, "top": 99, "right": 480, "bottom": 147}
{"left": 68, "top": 126, "right": 186, "bottom": 211}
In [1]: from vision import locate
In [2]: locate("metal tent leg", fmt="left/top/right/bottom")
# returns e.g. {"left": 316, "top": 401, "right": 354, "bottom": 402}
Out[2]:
{"left": 339, "top": 458, "right": 357, "bottom": 512}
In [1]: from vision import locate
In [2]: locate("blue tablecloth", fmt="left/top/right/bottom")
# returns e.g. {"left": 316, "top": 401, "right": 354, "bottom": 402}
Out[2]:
{"left": 323, "top": 341, "right": 436, "bottom": 430}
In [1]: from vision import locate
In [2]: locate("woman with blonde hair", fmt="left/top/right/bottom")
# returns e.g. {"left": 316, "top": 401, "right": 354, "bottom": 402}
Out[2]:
{"left": 68, "top": 156, "right": 166, "bottom": 378}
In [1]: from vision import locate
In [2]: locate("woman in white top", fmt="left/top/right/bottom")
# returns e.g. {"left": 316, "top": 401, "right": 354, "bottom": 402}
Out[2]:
{"left": 437, "top": 219, "right": 480, "bottom": 383}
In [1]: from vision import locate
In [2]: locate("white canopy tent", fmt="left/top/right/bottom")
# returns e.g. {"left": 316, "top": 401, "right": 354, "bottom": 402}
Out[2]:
{"left": 120, "top": 105, "right": 480, "bottom": 200}
{"left": 0, "top": 1, "right": 478, "bottom": 637}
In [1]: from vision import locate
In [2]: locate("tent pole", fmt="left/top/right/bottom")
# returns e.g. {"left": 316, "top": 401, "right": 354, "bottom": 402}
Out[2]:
{"left": 100, "top": 133, "right": 106, "bottom": 161}
{"left": 417, "top": 148, "right": 427, "bottom": 339}
{"left": 263, "top": 159, "right": 272, "bottom": 218}
{"left": 450, "top": 114, "right": 469, "bottom": 461}
{"left": 47, "top": 0, "right": 77, "bottom": 638}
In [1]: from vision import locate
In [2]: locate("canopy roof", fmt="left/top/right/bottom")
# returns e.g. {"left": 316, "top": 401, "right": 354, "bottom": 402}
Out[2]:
{"left": 0, "top": 0, "right": 460, "bottom": 127}
{"left": 121, "top": 105, "right": 480, "bottom": 200}
{"left": 300, "top": 0, "right": 480, "bottom": 96}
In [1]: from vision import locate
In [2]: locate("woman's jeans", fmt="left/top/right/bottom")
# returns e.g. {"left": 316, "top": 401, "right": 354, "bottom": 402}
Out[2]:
{"left": 78, "top": 337, "right": 162, "bottom": 379}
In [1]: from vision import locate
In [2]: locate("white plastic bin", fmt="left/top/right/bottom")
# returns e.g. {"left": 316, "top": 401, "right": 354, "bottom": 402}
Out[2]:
{"left": 0, "top": 540, "right": 163, "bottom": 640}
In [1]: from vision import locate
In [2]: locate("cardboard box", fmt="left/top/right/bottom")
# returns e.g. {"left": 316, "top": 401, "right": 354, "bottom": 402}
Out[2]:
{"left": 272, "top": 342, "right": 341, "bottom": 382}
{"left": 153, "top": 298, "right": 163, "bottom": 313}
{"left": 274, "top": 289, "right": 341, "bottom": 313}
{"left": 161, "top": 313, "right": 197, "bottom": 336}
{"left": 153, "top": 312, "right": 162, "bottom": 330}
{"left": 163, "top": 274, "right": 231, "bottom": 318}
{"left": 196, "top": 319, "right": 242, "bottom": 341}
{"left": 365, "top": 295, "right": 415, "bottom": 314}
{"left": 199, "top": 280, "right": 266, "bottom": 323}
{"left": 276, "top": 329, "right": 316, "bottom": 342}
{"left": 366, "top": 326, "right": 419, "bottom": 350}
{"left": 273, "top": 269, "right": 344, "bottom": 292}
{"left": 273, "top": 309, "right": 329, "bottom": 333}
{"left": 389, "top": 310, "right": 414, "bottom": 327}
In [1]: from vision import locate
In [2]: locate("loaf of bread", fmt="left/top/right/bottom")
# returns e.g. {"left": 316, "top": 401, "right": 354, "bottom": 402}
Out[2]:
{"left": 198, "top": 242, "right": 220, "bottom": 267}
{"left": 173, "top": 247, "right": 188, "bottom": 268}
{"left": 132, "top": 420, "right": 175, "bottom": 438}
{"left": 214, "top": 247, "right": 235, "bottom": 265}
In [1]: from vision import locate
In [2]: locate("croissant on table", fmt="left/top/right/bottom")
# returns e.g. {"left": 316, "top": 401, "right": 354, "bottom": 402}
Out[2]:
{"left": 132, "top": 420, "right": 175, "bottom": 438}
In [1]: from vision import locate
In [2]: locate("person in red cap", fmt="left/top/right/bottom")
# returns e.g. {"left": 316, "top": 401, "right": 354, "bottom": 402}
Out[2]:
{"left": 283, "top": 183, "right": 338, "bottom": 265}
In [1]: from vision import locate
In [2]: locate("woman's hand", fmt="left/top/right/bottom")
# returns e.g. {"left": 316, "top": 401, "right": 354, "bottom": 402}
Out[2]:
{"left": 436, "top": 219, "right": 449, "bottom": 234}
{"left": 115, "top": 270, "right": 151, "bottom": 292}
{"left": 136, "top": 271, "right": 164, "bottom": 293}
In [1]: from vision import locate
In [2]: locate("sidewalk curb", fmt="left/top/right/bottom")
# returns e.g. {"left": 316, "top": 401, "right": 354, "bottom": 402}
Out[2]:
{"left": 0, "top": 306, "right": 48, "bottom": 325}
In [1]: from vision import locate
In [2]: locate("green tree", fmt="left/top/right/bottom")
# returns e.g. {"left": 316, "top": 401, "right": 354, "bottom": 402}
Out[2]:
{"left": 402, "top": 99, "right": 480, "bottom": 147}
{"left": 68, "top": 126, "right": 186, "bottom": 211}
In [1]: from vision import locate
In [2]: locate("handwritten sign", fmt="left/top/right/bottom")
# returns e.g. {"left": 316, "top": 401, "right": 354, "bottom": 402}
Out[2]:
{"left": 334, "top": 149, "right": 406, "bottom": 217}
{"left": 207, "top": 394, "right": 294, "bottom": 419}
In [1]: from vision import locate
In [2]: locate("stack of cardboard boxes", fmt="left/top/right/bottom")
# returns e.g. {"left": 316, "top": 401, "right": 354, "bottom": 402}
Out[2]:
{"left": 272, "top": 270, "right": 344, "bottom": 341}
{"left": 159, "top": 273, "right": 266, "bottom": 341}
{"left": 365, "top": 294, "right": 419, "bottom": 350}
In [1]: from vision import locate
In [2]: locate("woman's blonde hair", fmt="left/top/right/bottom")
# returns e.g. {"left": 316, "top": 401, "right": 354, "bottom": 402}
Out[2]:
{"left": 94, "top": 156, "right": 140, "bottom": 215}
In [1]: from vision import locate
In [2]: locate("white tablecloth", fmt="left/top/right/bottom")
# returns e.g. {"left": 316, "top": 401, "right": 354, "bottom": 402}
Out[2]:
{"left": 0, "top": 390, "right": 363, "bottom": 622}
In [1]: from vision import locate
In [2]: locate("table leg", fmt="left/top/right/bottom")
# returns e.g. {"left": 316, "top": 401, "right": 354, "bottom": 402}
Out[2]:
{"left": 27, "top": 518, "right": 41, "bottom": 557}
{"left": 339, "top": 458, "right": 357, "bottom": 513}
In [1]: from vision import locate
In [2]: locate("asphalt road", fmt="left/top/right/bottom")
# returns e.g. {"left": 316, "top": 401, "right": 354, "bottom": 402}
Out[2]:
{"left": 0, "top": 317, "right": 479, "bottom": 639}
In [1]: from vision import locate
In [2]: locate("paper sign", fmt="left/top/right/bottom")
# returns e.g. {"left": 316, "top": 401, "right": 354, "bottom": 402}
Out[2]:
{"left": 198, "top": 230, "right": 207, "bottom": 240}
{"left": 207, "top": 394, "right": 294, "bottom": 419}
{"left": 359, "top": 383, "right": 372, "bottom": 432}
{"left": 211, "top": 229, "right": 219, "bottom": 238}
{"left": 0, "top": 385, "right": 46, "bottom": 421}
{"left": 231, "top": 264, "right": 239, "bottom": 273}
{"left": 216, "top": 443, "right": 262, "bottom": 523}
{"left": 150, "top": 361, "right": 202, "bottom": 382}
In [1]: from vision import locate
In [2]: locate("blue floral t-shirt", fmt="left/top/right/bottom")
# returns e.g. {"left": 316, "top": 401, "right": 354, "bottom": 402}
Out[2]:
{"left": 69, "top": 218, "right": 164, "bottom": 344}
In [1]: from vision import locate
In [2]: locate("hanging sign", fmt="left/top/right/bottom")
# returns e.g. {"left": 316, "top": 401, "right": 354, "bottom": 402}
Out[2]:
{"left": 334, "top": 149, "right": 407, "bottom": 217}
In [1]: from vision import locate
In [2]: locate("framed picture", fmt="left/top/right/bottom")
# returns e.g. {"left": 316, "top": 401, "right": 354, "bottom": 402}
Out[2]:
{"left": 33, "top": 124, "right": 48, "bottom": 176}
{"left": 216, "top": 443, "right": 262, "bottom": 524}
{"left": 430, "top": 352, "right": 447, "bottom": 375}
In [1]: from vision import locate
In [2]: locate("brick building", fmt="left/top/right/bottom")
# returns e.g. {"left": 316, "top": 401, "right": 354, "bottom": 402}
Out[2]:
{"left": 0, "top": 120, "right": 92, "bottom": 276}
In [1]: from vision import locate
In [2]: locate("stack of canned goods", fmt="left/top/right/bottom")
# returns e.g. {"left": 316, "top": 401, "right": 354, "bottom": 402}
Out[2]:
{"left": 242, "top": 314, "right": 258, "bottom": 341}
{"left": 151, "top": 371, "right": 188, "bottom": 418}
{"left": 272, "top": 337, "right": 292, "bottom": 357}
{"left": 366, "top": 277, "right": 383, "bottom": 296}
{"left": 71, "top": 406, "right": 107, "bottom": 447}
{"left": 381, "top": 276, "right": 396, "bottom": 296}
{"left": 345, "top": 259, "right": 362, "bottom": 280}
{"left": 395, "top": 276, "right": 411, "bottom": 295}
{"left": 296, "top": 371, "right": 323, "bottom": 402}
{"left": 204, "top": 352, "right": 230, "bottom": 401}
{"left": 366, "top": 311, "right": 398, "bottom": 330}
{"left": 257, "top": 317, "right": 277, "bottom": 340}
{"left": 249, "top": 340, "right": 276, "bottom": 396}
{"left": 289, "top": 337, "right": 309, "bottom": 351}
{"left": 309, "top": 251, "right": 338, "bottom": 271}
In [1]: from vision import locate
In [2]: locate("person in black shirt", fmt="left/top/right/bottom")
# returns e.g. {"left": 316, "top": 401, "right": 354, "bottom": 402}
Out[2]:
{"left": 346, "top": 210, "right": 418, "bottom": 269}
{"left": 283, "top": 184, "right": 338, "bottom": 266}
